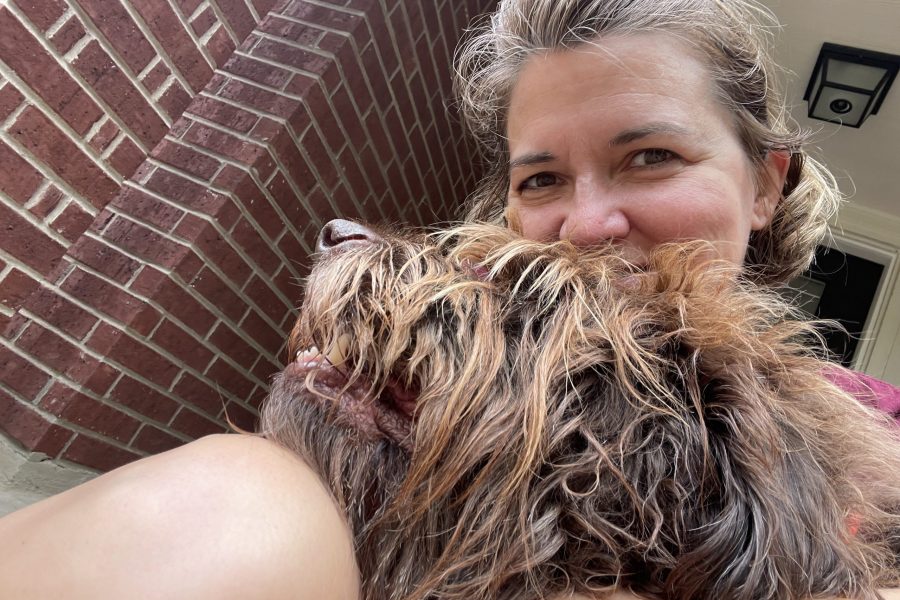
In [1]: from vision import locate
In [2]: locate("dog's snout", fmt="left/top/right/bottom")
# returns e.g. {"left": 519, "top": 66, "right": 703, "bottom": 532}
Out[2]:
{"left": 317, "top": 219, "right": 382, "bottom": 253}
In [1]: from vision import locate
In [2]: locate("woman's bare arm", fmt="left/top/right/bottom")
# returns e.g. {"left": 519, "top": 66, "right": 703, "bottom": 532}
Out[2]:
{"left": 0, "top": 434, "right": 359, "bottom": 600}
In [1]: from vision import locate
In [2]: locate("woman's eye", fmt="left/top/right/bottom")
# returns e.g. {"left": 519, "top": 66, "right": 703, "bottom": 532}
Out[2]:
{"left": 630, "top": 148, "right": 678, "bottom": 168}
{"left": 519, "top": 172, "right": 558, "bottom": 190}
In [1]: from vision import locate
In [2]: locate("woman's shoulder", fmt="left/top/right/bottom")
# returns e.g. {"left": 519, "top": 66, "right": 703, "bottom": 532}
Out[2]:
{"left": 0, "top": 434, "right": 359, "bottom": 599}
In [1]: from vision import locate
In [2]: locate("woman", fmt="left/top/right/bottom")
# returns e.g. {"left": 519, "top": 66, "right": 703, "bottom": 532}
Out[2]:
{"left": 453, "top": 0, "right": 900, "bottom": 415}
{"left": 0, "top": 0, "right": 897, "bottom": 598}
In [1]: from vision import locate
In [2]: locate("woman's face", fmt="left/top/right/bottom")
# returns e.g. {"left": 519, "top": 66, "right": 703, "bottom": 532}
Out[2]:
{"left": 505, "top": 33, "right": 787, "bottom": 267}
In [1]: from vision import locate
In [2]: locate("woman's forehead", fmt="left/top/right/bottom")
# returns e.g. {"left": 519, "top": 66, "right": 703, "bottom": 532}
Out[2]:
{"left": 506, "top": 33, "right": 727, "bottom": 147}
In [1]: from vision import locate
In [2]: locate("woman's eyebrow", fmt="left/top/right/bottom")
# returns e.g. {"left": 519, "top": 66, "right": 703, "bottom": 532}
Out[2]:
{"left": 609, "top": 122, "right": 692, "bottom": 147}
{"left": 509, "top": 151, "right": 556, "bottom": 170}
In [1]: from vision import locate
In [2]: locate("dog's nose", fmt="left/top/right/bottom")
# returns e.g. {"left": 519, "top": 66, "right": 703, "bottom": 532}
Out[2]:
{"left": 316, "top": 219, "right": 382, "bottom": 253}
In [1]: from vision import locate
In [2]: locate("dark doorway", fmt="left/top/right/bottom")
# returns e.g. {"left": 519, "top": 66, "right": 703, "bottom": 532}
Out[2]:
{"left": 787, "top": 245, "right": 885, "bottom": 366}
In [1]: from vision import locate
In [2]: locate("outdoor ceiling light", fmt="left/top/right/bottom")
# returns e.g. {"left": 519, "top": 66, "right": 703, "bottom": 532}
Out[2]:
{"left": 804, "top": 43, "right": 900, "bottom": 128}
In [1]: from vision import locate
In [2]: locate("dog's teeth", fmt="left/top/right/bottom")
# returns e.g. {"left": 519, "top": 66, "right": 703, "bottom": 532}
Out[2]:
{"left": 296, "top": 346, "right": 320, "bottom": 361}
{"left": 325, "top": 334, "right": 351, "bottom": 366}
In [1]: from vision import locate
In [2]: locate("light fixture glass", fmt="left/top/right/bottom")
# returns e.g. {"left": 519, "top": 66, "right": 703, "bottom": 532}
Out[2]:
{"left": 804, "top": 43, "right": 900, "bottom": 128}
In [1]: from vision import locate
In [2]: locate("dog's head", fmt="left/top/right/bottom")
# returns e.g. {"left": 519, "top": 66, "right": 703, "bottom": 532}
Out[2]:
{"left": 261, "top": 221, "right": 900, "bottom": 600}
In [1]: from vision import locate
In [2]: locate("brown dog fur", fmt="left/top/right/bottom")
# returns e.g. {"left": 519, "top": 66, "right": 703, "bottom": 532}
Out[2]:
{"left": 260, "top": 223, "right": 900, "bottom": 600}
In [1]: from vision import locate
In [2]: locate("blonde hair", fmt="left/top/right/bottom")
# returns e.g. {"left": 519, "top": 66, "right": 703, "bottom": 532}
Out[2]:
{"left": 454, "top": 0, "right": 841, "bottom": 285}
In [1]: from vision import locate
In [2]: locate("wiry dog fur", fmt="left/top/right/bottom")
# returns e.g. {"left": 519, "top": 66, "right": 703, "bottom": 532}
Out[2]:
{"left": 260, "top": 223, "right": 900, "bottom": 600}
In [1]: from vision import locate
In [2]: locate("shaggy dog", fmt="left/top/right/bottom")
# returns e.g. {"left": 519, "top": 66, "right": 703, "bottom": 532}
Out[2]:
{"left": 259, "top": 221, "right": 900, "bottom": 600}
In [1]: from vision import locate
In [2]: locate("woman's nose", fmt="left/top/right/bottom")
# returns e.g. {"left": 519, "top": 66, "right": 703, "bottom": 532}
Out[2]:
{"left": 559, "top": 189, "right": 631, "bottom": 247}
{"left": 316, "top": 219, "right": 383, "bottom": 253}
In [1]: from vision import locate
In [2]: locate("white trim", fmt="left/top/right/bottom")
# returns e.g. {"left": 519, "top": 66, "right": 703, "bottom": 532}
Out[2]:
{"left": 827, "top": 204, "right": 900, "bottom": 381}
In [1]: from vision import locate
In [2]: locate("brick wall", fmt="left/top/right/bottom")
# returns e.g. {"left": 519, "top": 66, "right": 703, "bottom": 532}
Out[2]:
{"left": 0, "top": 0, "right": 495, "bottom": 472}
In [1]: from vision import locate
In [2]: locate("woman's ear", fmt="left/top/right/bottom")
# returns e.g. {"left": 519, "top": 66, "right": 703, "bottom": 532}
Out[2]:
{"left": 752, "top": 150, "right": 790, "bottom": 230}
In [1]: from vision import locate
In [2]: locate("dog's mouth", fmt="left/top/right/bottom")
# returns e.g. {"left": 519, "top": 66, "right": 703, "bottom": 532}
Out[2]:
{"left": 284, "top": 342, "right": 417, "bottom": 452}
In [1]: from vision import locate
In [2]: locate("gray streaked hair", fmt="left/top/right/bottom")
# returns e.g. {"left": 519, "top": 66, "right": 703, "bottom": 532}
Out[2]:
{"left": 454, "top": 0, "right": 841, "bottom": 285}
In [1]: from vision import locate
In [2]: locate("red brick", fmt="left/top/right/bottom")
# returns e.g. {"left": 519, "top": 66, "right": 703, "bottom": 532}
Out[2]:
{"left": 253, "top": 0, "right": 278, "bottom": 17}
{"left": 132, "top": 424, "right": 184, "bottom": 454}
{"left": 251, "top": 354, "right": 283, "bottom": 386}
{"left": 257, "top": 14, "right": 322, "bottom": 46}
{"left": 82, "top": 361, "right": 120, "bottom": 396}
{"left": 230, "top": 218, "right": 282, "bottom": 275}
{"left": 170, "top": 406, "right": 226, "bottom": 438}
{"left": 142, "top": 273, "right": 217, "bottom": 336}
{"left": 13, "top": 0, "right": 65, "bottom": 30}
{"left": 0, "top": 346, "right": 51, "bottom": 398}
{"left": 88, "top": 119, "right": 120, "bottom": 153}
{"left": 226, "top": 53, "right": 292, "bottom": 89}
{"left": 61, "top": 268, "right": 142, "bottom": 324}
{"left": 250, "top": 36, "right": 332, "bottom": 76}
{"left": 39, "top": 382, "right": 140, "bottom": 443}
{"left": 69, "top": 235, "right": 141, "bottom": 284}
{"left": 171, "top": 372, "right": 225, "bottom": 416}
{"left": 0, "top": 268, "right": 39, "bottom": 311}
{"left": 131, "top": 302, "right": 163, "bottom": 336}
{"left": 205, "top": 25, "right": 235, "bottom": 68}
{"left": 107, "top": 135, "right": 146, "bottom": 179}
{"left": 218, "top": 78, "right": 301, "bottom": 120}
{"left": 141, "top": 168, "right": 233, "bottom": 222}
{"left": 62, "top": 433, "right": 141, "bottom": 471}
{"left": 239, "top": 300, "right": 286, "bottom": 353}
{"left": 110, "top": 186, "right": 186, "bottom": 232}
{"left": 184, "top": 95, "right": 258, "bottom": 134}
{"left": 49, "top": 14, "right": 85, "bottom": 54}
{"left": 222, "top": 400, "right": 257, "bottom": 431}
{"left": 73, "top": 41, "right": 169, "bottom": 146}
{"left": 209, "top": 321, "right": 260, "bottom": 367}
{"left": 158, "top": 80, "right": 192, "bottom": 120}
{"left": 336, "top": 146, "right": 370, "bottom": 200}
{"left": 176, "top": 215, "right": 253, "bottom": 286}
{"left": 153, "top": 139, "right": 221, "bottom": 181}
{"left": 132, "top": 1, "right": 214, "bottom": 92}
{"left": 281, "top": 2, "right": 365, "bottom": 46}
{"left": 265, "top": 173, "right": 304, "bottom": 228}
{"left": 1, "top": 312, "right": 29, "bottom": 341}
{"left": 216, "top": 0, "right": 257, "bottom": 39}
{"left": 269, "top": 263, "right": 300, "bottom": 305}
{"left": 141, "top": 60, "right": 171, "bottom": 94}
{"left": 76, "top": 0, "right": 155, "bottom": 74}
{"left": 186, "top": 266, "right": 245, "bottom": 322}
{"left": 189, "top": 5, "right": 216, "bottom": 36}
{"left": 0, "top": 139, "right": 44, "bottom": 205}
{"left": 102, "top": 215, "right": 191, "bottom": 269}
{"left": 181, "top": 121, "right": 275, "bottom": 177}
{"left": 0, "top": 389, "right": 73, "bottom": 457}
{"left": 299, "top": 127, "right": 340, "bottom": 190}
{"left": 27, "top": 286, "right": 98, "bottom": 340}
{"left": 243, "top": 274, "right": 291, "bottom": 324}
{"left": 204, "top": 356, "right": 255, "bottom": 398}
{"left": 0, "top": 203, "right": 67, "bottom": 276}
{"left": 51, "top": 202, "right": 94, "bottom": 244}
{"left": 175, "top": 0, "right": 203, "bottom": 17}
{"left": 87, "top": 322, "right": 181, "bottom": 388}
{"left": 0, "top": 82, "right": 25, "bottom": 120}
{"left": 172, "top": 249, "right": 205, "bottom": 282}
{"left": 60, "top": 269, "right": 143, "bottom": 325}
{"left": 0, "top": 9, "right": 102, "bottom": 135}
{"left": 15, "top": 322, "right": 112, "bottom": 389}
{"left": 151, "top": 318, "right": 214, "bottom": 371}
{"left": 109, "top": 375, "right": 180, "bottom": 424}
{"left": 8, "top": 107, "right": 118, "bottom": 208}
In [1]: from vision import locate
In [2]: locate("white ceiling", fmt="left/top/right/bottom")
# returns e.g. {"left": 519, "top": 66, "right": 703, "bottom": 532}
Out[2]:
{"left": 759, "top": 0, "right": 900, "bottom": 221}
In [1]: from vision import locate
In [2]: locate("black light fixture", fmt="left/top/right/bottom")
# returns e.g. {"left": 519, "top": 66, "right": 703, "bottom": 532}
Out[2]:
{"left": 804, "top": 43, "right": 900, "bottom": 128}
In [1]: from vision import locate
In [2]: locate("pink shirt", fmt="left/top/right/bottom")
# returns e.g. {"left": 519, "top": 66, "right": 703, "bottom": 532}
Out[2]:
{"left": 827, "top": 369, "right": 900, "bottom": 425}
